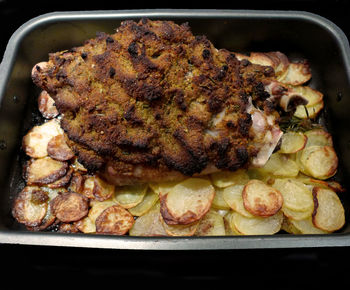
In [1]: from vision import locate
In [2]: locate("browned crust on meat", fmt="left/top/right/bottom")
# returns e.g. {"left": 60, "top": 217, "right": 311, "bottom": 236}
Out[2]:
{"left": 33, "top": 19, "right": 275, "bottom": 177}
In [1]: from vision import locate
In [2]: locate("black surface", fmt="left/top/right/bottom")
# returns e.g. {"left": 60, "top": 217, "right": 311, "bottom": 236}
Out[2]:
{"left": 1, "top": 0, "right": 350, "bottom": 283}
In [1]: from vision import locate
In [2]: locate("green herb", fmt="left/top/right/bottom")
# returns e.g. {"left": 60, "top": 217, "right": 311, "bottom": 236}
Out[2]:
{"left": 279, "top": 115, "right": 322, "bottom": 133}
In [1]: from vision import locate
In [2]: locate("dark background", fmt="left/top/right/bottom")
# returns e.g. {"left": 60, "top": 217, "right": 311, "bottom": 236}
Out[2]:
{"left": 1, "top": 0, "right": 350, "bottom": 285}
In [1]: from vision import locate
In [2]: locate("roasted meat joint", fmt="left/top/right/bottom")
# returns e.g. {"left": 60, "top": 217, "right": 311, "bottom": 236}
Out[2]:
{"left": 13, "top": 19, "right": 345, "bottom": 236}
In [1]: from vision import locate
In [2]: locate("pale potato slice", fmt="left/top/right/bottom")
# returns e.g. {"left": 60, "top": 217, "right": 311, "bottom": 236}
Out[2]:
{"left": 160, "top": 178, "right": 215, "bottom": 225}
{"left": 47, "top": 134, "right": 75, "bottom": 161}
{"left": 281, "top": 216, "right": 301, "bottom": 234}
{"left": 282, "top": 206, "right": 313, "bottom": 221}
{"left": 290, "top": 217, "right": 329, "bottom": 234}
{"left": 223, "top": 211, "right": 240, "bottom": 235}
{"left": 75, "top": 216, "right": 96, "bottom": 234}
{"left": 231, "top": 211, "right": 283, "bottom": 235}
{"left": 129, "top": 202, "right": 168, "bottom": 236}
{"left": 312, "top": 187, "right": 345, "bottom": 232}
{"left": 279, "top": 131, "right": 307, "bottom": 154}
{"left": 299, "top": 145, "right": 338, "bottom": 179}
{"left": 114, "top": 184, "right": 148, "bottom": 209}
{"left": 24, "top": 157, "right": 68, "bottom": 185}
{"left": 212, "top": 187, "right": 231, "bottom": 210}
{"left": 260, "top": 153, "right": 299, "bottom": 177}
{"left": 242, "top": 179, "right": 283, "bottom": 217}
{"left": 160, "top": 213, "right": 199, "bottom": 236}
{"left": 12, "top": 186, "right": 48, "bottom": 227}
{"left": 294, "top": 100, "right": 324, "bottom": 119}
{"left": 304, "top": 129, "right": 333, "bottom": 148}
{"left": 38, "top": 90, "right": 59, "bottom": 119}
{"left": 210, "top": 169, "right": 249, "bottom": 188}
{"left": 95, "top": 204, "right": 135, "bottom": 235}
{"left": 277, "top": 62, "right": 312, "bottom": 85}
{"left": 128, "top": 188, "right": 159, "bottom": 216}
{"left": 88, "top": 200, "right": 117, "bottom": 224}
{"left": 195, "top": 210, "right": 226, "bottom": 236}
{"left": 50, "top": 191, "right": 89, "bottom": 222}
{"left": 291, "top": 86, "right": 323, "bottom": 107}
{"left": 222, "top": 184, "right": 253, "bottom": 217}
{"left": 272, "top": 178, "right": 313, "bottom": 213}
{"left": 22, "top": 119, "right": 64, "bottom": 158}
{"left": 149, "top": 180, "right": 180, "bottom": 198}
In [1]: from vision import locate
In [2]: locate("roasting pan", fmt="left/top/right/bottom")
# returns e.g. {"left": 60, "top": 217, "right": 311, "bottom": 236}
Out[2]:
{"left": 0, "top": 9, "right": 350, "bottom": 249}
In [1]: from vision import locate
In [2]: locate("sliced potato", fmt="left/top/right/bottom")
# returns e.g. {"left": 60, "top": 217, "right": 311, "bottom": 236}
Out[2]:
{"left": 47, "top": 167, "right": 73, "bottom": 189}
{"left": 210, "top": 169, "right": 249, "bottom": 188}
{"left": 248, "top": 51, "right": 289, "bottom": 76}
{"left": 114, "top": 184, "right": 148, "bottom": 209}
{"left": 12, "top": 186, "right": 48, "bottom": 227}
{"left": 149, "top": 180, "right": 180, "bottom": 198}
{"left": 24, "top": 157, "right": 68, "bottom": 185}
{"left": 231, "top": 211, "right": 283, "bottom": 235}
{"left": 294, "top": 100, "right": 324, "bottom": 119}
{"left": 299, "top": 145, "right": 338, "bottom": 179}
{"left": 260, "top": 153, "right": 299, "bottom": 177}
{"left": 47, "top": 134, "right": 75, "bottom": 161}
{"left": 22, "top": 119, "right": 63, "bottom": 158}
{"left": 38, "top": 90, "right": 59, "bottom": 119}
{"left": 93, "top": 176, "right": 115, "bottom": 202}
{"left": 129, "top": 202, "right": 168, "bottom": 236}
{"left": 160, "top": 213, "right": 199, "bottom": 236}
{"left": 282, "top": 206, "right": 313, "bottom": 221}
{"left": 75, "top": 216, "right": 96, "bottom": 234}
{"left": 223, "top": 211, "right": 240, "bottom": 235}
{"left": 50, "top": 191, "right": 89, "bottom": 222}
{"left": 312, "top": 187, "right": 345, "bottom": 232}
{"left": 95, "top": 204, "right": 135, "bottom": 235}
{"left": 128, "top": 188, "right": 159, "bottom": 216}
{"left": 160, "top": 178, "right": 215, "bottom": 225}
{"left": 272, "top": 178, "right": 313, "bottom": 213}
{"left": 195, "top": 210, "right": 226, "bottom": 236}
{"left": 291, "top": 86, "right": 323, "bottom": 107}
{"left": 304, "top": 129, "right": 333, "bottom": 148}
{"left": 222, "top": 184, "right": 253, "bottom": 217}
{"left": 281, "top": 216, "right": 301, "bottom": 234}
{"left": 279, "top": 131, "right": 307, "bottom": 154}
{"left": 277, "top": 62, "right": 312, "bottom": 85}
{"left": 242, "top": 179, "right": 283, "bottom": 217}
{"left": 88, "top": 199, "right": 117, "bottom": 224}
{"left": 290, "top": 217, "right": 329, "bottom": 234}
{"left": 212, "top": 187, "right": 231, "bottom": 210}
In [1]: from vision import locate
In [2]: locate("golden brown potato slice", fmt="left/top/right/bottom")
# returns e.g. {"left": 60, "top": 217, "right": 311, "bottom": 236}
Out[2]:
{"left": 222, "top": 184, "right": 253, "bottom": 217}
{"left": 47, "top": 167, "right": 73, "bottom": 189}
{"left": 291, "top": 86, "right": 323, "bottom": 107}
{"left": 212, "top": 187, "right": 231, "bottom": 210}
{"left": 293, "top": 100, "right": 324, "bottom": 119}
{"left": 82, "top": 175, "right": 115, "bottom": 201}
{"left": 160, "top": 213, "right": 199, "bottom": 236}
{"left": 38, "top": 90, "right": 59, "bottom": 119}
{"left": 22, "top": 119, "right": 64, "bottom": 158}
{"left": 277, "top": 62, "right": 312, "bottom": 85}
{"left": 95, "top": 204, "right": 135, "bottom": 235}
{"left": 242, "top": 179, "right": 283, "bottom": 217}
{"left": 128, "top": 188, "right": 159, "bottom": 216}
{"left": 260, "top": 153, "right": 299, "bottom": 177}
{"left": 129, "top": 202, "right": 168, "bottom": 236}
{"left": 12, "top": 186, "right": 48, "bottom": 227}
{"left": 24, "top": 157, "right": 68, "bottom": 185}
{"left": 210, "top": 169, "right": 249, "bottom": 188}
{"left": 279, "top": 132, "right": 307, "bottom": 154}
{"left": 160, "top": 178, "right": 215, "bottom": 225}
{"left": 312, "top": 187, "right": 345, "bottom": 232}
{"left": 47, "top": 134, "right": 75, "bottom": 161}
{"left": 231, "top": 211, "right": 283, "bottom": 235}
{"left": 304, "top": 129, "right": 333, "bottom": 148}
{"left": 114, "top": 184, "right": 148, "bottom": 209}
{"left": 88, "top": 199, "right": 117, "bottom": 224}
{"left": 247, "top": 51, "right": 289, "bottom": 76}
{"left": 298, "top": 145, "right": 338, "bottom": 180}
{"left": 50, "top": 191, "right": 89, "bottom": 222}
{"left": 195, "top": 210, "right": 226, "bottom": 236}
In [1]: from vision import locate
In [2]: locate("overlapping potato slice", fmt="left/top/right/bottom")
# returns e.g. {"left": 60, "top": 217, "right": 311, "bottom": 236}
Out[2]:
{"left": 230, "top": 211, "right": 283, "bottom": 235}
{"left": 50, "top": 191, "right": 89, "bottom": 222}
{"left": 114, "top": 183, "right": 148, "bottom": 209}
{"left": 82, "top": 175, "right": 115, "bottom": 201}
{"left": 22, "top": 119, "right": 64, "bottom": 158}
{"left": 291, "top": 86, "right": 323, "bottom": 107}
{"left": 47, "top": 134, "right": 75, "bottom": 161}
{"left": 294, "top": 100, "right": 324, "bottom": 119}
{"left": 46, "top": 167, "right": 73, "bottom": 189}
{"left": 312, "top": 187, "right": 345, "bottom": 232}
{"left": 279, "top": 131, "right": 307, "bottom": 154}
{"left": 277, "top": 62, "right": 312, "bottom": 85}
{"left": 289, "top": 217, "right": 329, "bottom": 234}
{"left": 195, "top": 210, "right": 226, "bottom": 236}
{"left": 297, "top": 145, "right": 338, "bottom": 180}
{"left": 24, "top": 157, "right": 68, "bottom": 185}
{"left": 95, "top": 204, "right": 135, "bottom": 235}
{"left": 12, "top": 186, "right": 48, "bottom": 227}
{"left": 160, "top": 214, "right": 199, "bottom": 236}
{"left": 149, "top": 180, "right": 180, "bottom": 198}
{"left": 128, "top": 188, "right": 159, "bottom": 216}
{"left": 212, "top": 187, "right": 231, "bottom": 210}
{"left": 210, "top": 169, "right": 249, "bottom": 188}
{"left": 242, "top": 179, "right": 283, "bottom": 217}
{"left": 160, "top": 178, "right": 215, "bottom": 225}
{"left": 259, "top": 153, "right": 299, "bottom": 177}
{"left": 304, "top": 129, "right": 333, "bottom": 148}
{"left": 129, "top": 202, "right": 168, "bottom": 236}
{"left": 38, "top": 90, "right": 59, "bottom": 119}
{"left": 223, "top": 184, "right": 253, "bottom": 217}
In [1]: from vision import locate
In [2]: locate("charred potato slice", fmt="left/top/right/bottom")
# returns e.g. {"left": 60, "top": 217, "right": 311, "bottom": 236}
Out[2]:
{"left": 51, "top": 191, "right": 89, "bottom": 222}
{"left": 47, "top": 134, "right": 75, "bottom": 161}
{"left": 38, "top": 90, "right": 59, "bottom": 119}
{"left": 95, "top": 204, "right": 135, "bottom": 235}
{"left": 160, "top": 178, "right": 215, "bottom": 225}
{"left": 12, "top": 186, "right": 48, "bottom": 227}
{"left": 22, "top": 119, "right": 63, "bottom": 158}
{"left": 242, "top": 179, "right": 283, "bottom": 217}
{"left": 24, "top": 157, "right": 68, "bottom": 185}
{"left": 279, "top": 132, "right": 307, "bottom": 154}
{"left": 47, "top": 167, "right": 73, "bottom": 189}
{"left": 195, "top": 210, "right": 226, "bottom": 236}
{"left": 312, "top": 187, "right": 345, "bottom": 232}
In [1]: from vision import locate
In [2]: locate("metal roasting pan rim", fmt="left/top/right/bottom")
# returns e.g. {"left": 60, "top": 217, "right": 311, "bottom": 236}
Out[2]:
{"left": 1, "top": 9, "right": 350, "bottom": 250}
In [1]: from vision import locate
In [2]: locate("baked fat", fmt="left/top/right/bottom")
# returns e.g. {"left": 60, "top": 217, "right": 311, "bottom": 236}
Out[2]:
{"left": 31, "top": 19, "right": 309, "bottom": 185}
